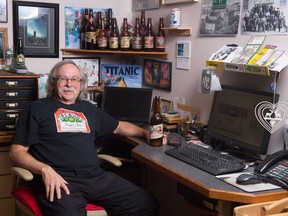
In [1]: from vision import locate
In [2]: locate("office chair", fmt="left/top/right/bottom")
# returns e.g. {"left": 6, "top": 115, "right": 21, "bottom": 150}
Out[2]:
{"left": 11, "top": 154, "right": 122, "bottom": 216}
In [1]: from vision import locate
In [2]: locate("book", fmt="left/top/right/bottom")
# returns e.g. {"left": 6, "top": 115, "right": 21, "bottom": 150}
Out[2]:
{"left": 231, "top": 36, "right": 266, "bottom": 64}
{"left": 209, "top": 45, "right": 242, "bottom": 63}
{"left": 248, "top": 45, "right": 277, "bottom": 66}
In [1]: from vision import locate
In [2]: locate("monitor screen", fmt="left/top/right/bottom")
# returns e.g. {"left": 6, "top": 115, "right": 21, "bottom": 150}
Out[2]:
{"left": 101, "top": 86, "right": 153, "bottom": 124}
{"left": 207, "top": 85, "right": 279, "bottom": 155}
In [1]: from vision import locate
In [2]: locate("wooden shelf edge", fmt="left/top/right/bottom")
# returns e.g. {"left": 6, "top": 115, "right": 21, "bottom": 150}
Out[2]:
{"left": 61, "top": 49, "right": 169, "bottom": 60}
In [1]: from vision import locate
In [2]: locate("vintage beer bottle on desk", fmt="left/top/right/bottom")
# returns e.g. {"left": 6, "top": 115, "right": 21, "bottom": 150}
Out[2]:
{"left": 144, "top": 18, "right": 155, "bottom": 52}
{"left": 156, "top": 18, "right": 166, "bottom": 52}
{"left": 120, "top": 18, "right": 130, "bottom": 50}
{"left": 85, "top": 9, "right": 96, "bottom": 49}
{"left": 132, "top": 17, "right": 142, "bottom": 51}
{"left": 109, "top": 18, "right": 119, "bottom": 50}
{"left": 80, "top": 8, "right": 89, "bottom": 49}
{"left": 149, "top": 96, "right": 163, "bottom": 147}
{"left": 15, "top": 37, "right": 25, "bottom": 65}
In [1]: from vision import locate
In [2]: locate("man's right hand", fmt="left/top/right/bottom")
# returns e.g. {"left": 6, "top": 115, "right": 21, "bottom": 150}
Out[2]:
{"left": 41, "top": 166, "right": 70, "bottom": 202}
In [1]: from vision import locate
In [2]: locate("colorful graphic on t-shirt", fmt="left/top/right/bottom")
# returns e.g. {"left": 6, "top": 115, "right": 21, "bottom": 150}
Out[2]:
{"left": 54, "top": 108, "right": 90, "bottom": 133}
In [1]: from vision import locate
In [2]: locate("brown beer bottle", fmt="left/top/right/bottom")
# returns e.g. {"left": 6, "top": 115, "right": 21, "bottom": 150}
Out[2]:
{"left": 132, "top": 17, "right": 142, "bottom": 51}
{"left": 95, "top": 11, "right": 102, "bottom": 49}
{"left": 149, "top": 96, "right": 163, "bottom": 147}
{"left": 144, "top": 18, "right": 155, "bottom": 52}
{"left": 120, "top": 18, "right": 130, "bottom": 50}
{"left": 109, "top": 18, "right": 119, "bottom": 50}
{"left": 156, "top": 18, "right": 166, "bottom": 52}
{"left": 140, "top": 11, "right": 146, "bottom": 37}
{"left": 98, "top": 17, "right": 107, "bottom": 50}
{"left": 15, "top": 37, "right": 25, "bottom": 65}
{"left": 80, "top": 8, "right": 89, "bottom": 49}
{"left": 105, "top": 9, "right": 113, "bottom": 47}
{"left": 85, "top": 9, "right": 96, "bottom": 50}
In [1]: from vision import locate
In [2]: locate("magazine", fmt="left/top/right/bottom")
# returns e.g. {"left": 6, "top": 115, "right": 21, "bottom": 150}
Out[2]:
{"left": 248, "top": 45, "right": 277, "bottom": 66}
{"left": 209, "top": 45, "right": 242, "bottom": 62}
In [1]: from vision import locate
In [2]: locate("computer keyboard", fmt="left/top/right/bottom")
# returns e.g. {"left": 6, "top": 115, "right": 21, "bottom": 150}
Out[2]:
{"left": 165, "top": 144, "right": 246, "bottom": 175}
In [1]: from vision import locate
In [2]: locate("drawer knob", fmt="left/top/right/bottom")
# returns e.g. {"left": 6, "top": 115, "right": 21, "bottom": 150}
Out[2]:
{"left": 6, "top": 103, "right": 18, "bottom": 108}
{"left": 6, "top": 92, "right": 18, "bottom": 98}
{"left": 6, "top": 124, "right": 15, "bottom": 129}
{"left": 5, "top": 81, "right": 18, "bottom": 87}
{"left": 6, "top": 113, "right": 19, "bottom": 119}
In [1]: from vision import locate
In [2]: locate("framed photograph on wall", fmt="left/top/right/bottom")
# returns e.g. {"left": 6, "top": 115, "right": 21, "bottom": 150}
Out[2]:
{"left": 0, "top": 27, "right": 8, "bottom": 65}
{"left": 0, "top": 0, "right": 8, "bottom": 23}
{"left": 143, "top": 59, "right": 172, "bottom": 92}
{"left": 13, "top": 1, "right": 59, "bottom": 58}
{"left": 63, "top": 57, "right": 101, "bottom": 87}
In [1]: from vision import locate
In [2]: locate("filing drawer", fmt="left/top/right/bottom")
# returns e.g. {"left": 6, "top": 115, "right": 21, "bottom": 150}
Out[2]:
{"left": 0, "top": 175, "right": 12, "bottom": 198}
{"left": 0, "top": 198, "right": 14, "bottom": 216}
{"left": 0, "top": 150, "right": 11, "bottom": 174}
{"left": 0, "top": 122, "right": 16, "bottom": 131}
{"left": 0, "top": 89, "right": 37, "bottom": 100}
{"left": 0, "top": 110, "right": 21, "bottom": 121}
{"left": 0, "top": 100, "right": 34, "bottom": 110}
{"left": 0, "top": 78, "right": 37, "bottom": 89}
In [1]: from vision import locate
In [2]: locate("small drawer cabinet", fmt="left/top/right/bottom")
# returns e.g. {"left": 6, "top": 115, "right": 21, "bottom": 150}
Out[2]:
{"left": 0, "top": 70, "right": 39, "bottom": 216}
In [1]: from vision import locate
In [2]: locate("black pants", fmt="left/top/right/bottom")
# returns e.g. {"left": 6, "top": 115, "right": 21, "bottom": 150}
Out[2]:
{"left": 32, "top": 170, "right": 158, "bottom": 216}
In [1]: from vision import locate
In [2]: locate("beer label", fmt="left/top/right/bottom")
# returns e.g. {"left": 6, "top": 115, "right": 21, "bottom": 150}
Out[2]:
{"left": 16, "top": 54, "right": 25, "bottom": 65}
{"left": 98, "top": 37, "right": 107, "bottom": 48}
{"left": 156, "top": 36, "right": 166, "bottom": 48}
{"left": 85, "top": 32, "right": 96, "bottom": 44}
{"left": 132, "top": 36, "right": 142, "bottom": 49}
{"left": 121, "top": 36, "right": 130, "bottom": 48}
{"left": 109, "top": 37, "right": 119, "bottom": 49}
{"left": 144, "top": 36, "right": 154, "bottom": 49}
{"left": 150, "top": 124, "right": 163, "bottom": 139}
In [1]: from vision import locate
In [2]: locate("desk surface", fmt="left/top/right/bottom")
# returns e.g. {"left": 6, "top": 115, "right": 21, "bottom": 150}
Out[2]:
{"left": 127, "top": 137, "right": 288, "bottom": 205}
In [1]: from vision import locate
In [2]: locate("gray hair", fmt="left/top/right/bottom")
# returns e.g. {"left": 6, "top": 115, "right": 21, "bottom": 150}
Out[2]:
{"left": 46, "top": 60, "right": 87, "bottom": 101}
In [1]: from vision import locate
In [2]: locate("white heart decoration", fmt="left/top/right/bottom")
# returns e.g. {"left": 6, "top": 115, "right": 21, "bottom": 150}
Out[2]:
{"left": 254, "top": 101, "right": 288, "bottom": 134}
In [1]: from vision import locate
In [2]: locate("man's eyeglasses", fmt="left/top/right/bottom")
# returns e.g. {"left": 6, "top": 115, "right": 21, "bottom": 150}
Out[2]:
{"left": 54, "top": 77, "right": 82, "bottom": 84}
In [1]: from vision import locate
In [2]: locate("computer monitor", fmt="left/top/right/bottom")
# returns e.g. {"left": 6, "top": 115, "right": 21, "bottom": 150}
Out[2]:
{"left": 207, "top": 85, "right": 279, "bottom": 155}
{"left": 101, "top": 86, "right": 153, "bottom": 124}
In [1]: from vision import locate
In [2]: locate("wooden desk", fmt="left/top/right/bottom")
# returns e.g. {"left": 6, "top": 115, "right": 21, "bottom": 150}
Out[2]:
{"left": 122, "top": 137, "right": 288, "bottom": 216}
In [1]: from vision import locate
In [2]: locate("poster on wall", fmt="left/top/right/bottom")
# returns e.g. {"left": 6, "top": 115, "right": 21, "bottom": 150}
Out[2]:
{"left": 199, "top": 0, "right": 240, "bottom": 36}
{"left": 241, "top": 0, "right": 288, "bottom": 35}
{"left": 64, "top": 7, "right": 111, "bottom": 49}
{"left": 101, "top": 64, "right": 143, "bottom": 88}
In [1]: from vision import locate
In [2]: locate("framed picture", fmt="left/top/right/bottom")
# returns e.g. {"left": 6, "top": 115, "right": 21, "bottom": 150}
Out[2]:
{"left": 143, "top": 59, "right": 172, "bottom": 92}
{"left": 0, "top": 0, "right": 7, "bottom": 23}
{"left": 63, "top": 57, "right": 100, "bottom": 87}
{"left": 13, "top": 1, "right": 59, "bottom": 58}
{"left": 160, "top": 99, "right": 172, "bottom": 113}
{"left": 162, "top": 0, "right": 197, "bottom": 5}
{"left": 132, "top": 0, "right": 160, "bottom": 11}
{"left": 0, "top": 27, "right": 8, "bottom": 65}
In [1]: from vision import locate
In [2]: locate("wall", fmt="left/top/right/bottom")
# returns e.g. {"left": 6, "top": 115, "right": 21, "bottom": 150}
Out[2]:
{"left": 2, "top": 0, "right": 288, "bottom": 154}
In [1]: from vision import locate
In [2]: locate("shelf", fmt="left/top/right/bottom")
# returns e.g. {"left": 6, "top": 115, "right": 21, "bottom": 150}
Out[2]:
{"left": 61, "top": 49, "right": 169, "bottom": 60}
{"left": 162, "top": 27, "right": 192, "bottom": 36}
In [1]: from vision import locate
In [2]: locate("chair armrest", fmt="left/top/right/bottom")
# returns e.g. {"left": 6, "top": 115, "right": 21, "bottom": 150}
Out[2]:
{"left": 11, "top": 167, "right": 34, "bottom": 181}
{"left": 98, "top": 154, "right": 122, "bottom": 167}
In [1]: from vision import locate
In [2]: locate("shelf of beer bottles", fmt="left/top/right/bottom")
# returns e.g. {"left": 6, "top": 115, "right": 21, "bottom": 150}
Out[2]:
{"left": 162, "top": 27, "right": 192, "bottom": 36}
{"left": 61, "top": 49, "right": 169, "bottom": 60}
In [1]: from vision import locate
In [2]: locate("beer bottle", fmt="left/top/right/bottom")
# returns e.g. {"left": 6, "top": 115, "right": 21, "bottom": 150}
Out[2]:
{"left": 85, "top": 9, "right": 96, "bottom": 50}
{"left": 132, "top": 18, "right": 142, "bottom": 51}
{"left": 120, "top": 18, "right": 130, "bottom": 51}
{"left": 95, "top": 11, "right": 102, "bottom": 49}
{"left": 15, "top": 37, "right": 25, "bottom": 65}
{"left": 105, "top": 9, "right": 113, "bottom": 47}
{"left": 140, "top": 11, "right": 146, "bottom": 37}
{"left": 98, "top": 17, "right": 107, "bottom": 50}
{"left": 149, "top": 96, "right": 163, "bottom": 147}
{"left": 109, "top": 18, "right": 119, "bottom": 50}
{"left": 144, "top": 18, "right": 155, "bottom": 52}
{"left": 156, "top": 18, "right": 166, "bottom": 52}
{"left": 80, "top": 8, "right": 89, "bottom": 49}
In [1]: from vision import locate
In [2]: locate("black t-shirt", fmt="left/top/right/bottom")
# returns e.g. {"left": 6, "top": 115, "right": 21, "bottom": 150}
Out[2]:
{"left": 12, "top": 98, "right": 119, "bottom": 177}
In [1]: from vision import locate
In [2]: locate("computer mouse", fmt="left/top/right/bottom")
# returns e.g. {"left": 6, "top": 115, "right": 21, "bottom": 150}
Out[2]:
{"left": 236, "top": 173, "right": 262, "bottom": 185}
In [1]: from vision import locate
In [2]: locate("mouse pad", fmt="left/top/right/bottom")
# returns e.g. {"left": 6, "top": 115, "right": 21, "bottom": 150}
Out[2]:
{"left": 216, "top": 172, "right": 280, "bottom": 192}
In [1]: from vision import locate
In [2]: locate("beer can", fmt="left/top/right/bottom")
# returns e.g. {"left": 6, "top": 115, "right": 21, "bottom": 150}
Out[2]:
{"left": 170, "top": 8, "right": 180, "bottom": 27}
